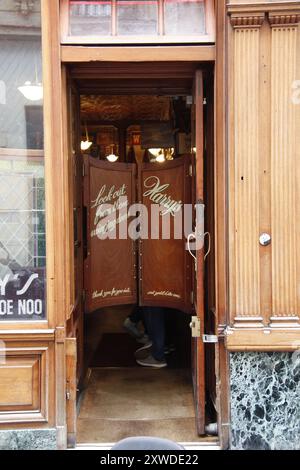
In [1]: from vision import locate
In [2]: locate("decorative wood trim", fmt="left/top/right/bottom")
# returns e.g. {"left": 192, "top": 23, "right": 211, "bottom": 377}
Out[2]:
{"left": 0, "top": 343, "right": 53, "bottom": 424}
{"left": 61, "top": 45, "right": 216, "bottom": 63}
{"left": 42, "top": 0, "right": 68, "bottom": 446}
{"left": 61, "top": 34, "right": 216, "bottom": 45}
{"left": 270, "top": 17, "right": 300, "bottom": 323}
{"left": 228, "top": 2, "right": 300, "bottom": 16}
{"left": 268, "top": 12, "right": 300, "bottom": 27}
{"left": 228, "top": 20, "right": 262, "bottom": 324}
{"left": 230, "top": 13, "right": 265, "bottom": 29}
{"left": 0, "top": 330, "right": 55, "bottom": 342}
{"left": 215, "top": 0, "right": 230, "bottom": 450}
{"left": 225, "top": 328, "right": 300, "bottom": 352}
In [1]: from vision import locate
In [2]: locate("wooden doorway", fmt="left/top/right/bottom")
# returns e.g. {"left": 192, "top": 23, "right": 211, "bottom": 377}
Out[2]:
{"left": 64, "top": 62, "right": 218, "bottom": 447}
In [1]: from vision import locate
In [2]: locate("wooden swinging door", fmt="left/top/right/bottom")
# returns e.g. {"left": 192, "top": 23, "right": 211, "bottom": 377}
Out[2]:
{"left": 138, "top": 156, "right": 193, "bottom": 314}
{"left": 83, "top": 157, "right": 137, "bottom": 311}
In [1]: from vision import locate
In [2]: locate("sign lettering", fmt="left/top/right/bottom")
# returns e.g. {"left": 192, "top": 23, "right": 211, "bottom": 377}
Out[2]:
{"left": 143, "top": 176, "right": 183, "bottom": 216}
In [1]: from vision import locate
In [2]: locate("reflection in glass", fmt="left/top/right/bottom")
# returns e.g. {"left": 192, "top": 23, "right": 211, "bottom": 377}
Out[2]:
{"left": 0, "top": 0, "right": 46, "bottom": 321}
{"left": 164, "top": 0, "right": 206, "bottom": 35}
{"left": 69, "top": 0, "right": 112, "bottom": 36}
{"left": 117, "top": 0, "right": 158, "bottom": 35}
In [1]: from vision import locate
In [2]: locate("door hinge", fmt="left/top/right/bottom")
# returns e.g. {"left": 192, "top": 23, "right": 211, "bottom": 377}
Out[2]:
{"left": 82, "top": 162, "right": 85, "bottom": 177}
{"left": 189, "top": 316, "right": 201, "bottom": 338}
{"left": 202, "top": 334, "right": 218, "bottom": 344}
{"left": 190, "top": 291, "right": 194, "bottom": 304}
{"left": 82, "top": 289, "right": 86, "bottom": 303}
{"left": 189, "top": 164, "right": 193, "bottom": 177}
{"left": 66, "top": 390, "right": 71, "bottom": 400}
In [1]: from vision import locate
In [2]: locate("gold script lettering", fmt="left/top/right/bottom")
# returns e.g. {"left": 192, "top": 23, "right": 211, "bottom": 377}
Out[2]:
{"left": 143, "top": 176, "right": 182, "bottom": 216}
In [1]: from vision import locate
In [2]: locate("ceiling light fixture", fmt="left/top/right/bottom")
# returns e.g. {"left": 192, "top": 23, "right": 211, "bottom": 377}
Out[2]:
{"left": 149, "top": 148, "right": 174, "bottom": 163}
{"left": 18, "top": 81, "right": 43, "bottom": 101}
{"left": 81, "top": 123, "right": 93, "bottom": 151}
{"left": 18, "top": 61, "right": 43, "bottom": 102}
{"left": 106, "top": 153, "right": 119, "bottom": 163}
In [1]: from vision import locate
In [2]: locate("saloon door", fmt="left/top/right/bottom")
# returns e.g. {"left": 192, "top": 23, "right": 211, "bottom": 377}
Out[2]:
{"left": 138, "top": 156, "right": 193, "bottom": 314}
{"left": 83, "top": 157, "right": 137, "bottom": 312}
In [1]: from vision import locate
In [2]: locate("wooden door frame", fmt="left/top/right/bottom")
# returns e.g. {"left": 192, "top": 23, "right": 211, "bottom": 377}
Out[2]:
{"left": 60, "top": 4, "right": 230, "bottom": 450}
{"left": 214, "top": 0, "right": 230, "bottom": 450}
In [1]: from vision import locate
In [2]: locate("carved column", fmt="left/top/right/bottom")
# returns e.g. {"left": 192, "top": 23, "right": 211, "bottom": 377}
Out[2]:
{"left": 228, "top": 12, "right": 266, "bottom": 328}
{"left": 268, "top": 11, "right": 300, "bottom": 328}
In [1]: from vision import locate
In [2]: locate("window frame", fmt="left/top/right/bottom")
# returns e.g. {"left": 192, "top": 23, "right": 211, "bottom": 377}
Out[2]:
{"left": 0, "top": 1, "right": 49, "bottom": 328}
{"left": 60, "top": 0, "right": 215, "bottom": 44}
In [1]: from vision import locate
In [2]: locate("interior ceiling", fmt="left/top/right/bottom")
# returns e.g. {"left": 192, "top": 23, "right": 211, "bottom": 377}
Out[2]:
{"left": 71, "top": 62, "right": 202, "bottom": 98}
{"left": 80, "top": 95, "right": 172, "bottom": 122}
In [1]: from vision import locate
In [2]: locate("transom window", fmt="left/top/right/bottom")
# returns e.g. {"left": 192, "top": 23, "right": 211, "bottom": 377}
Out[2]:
{"left": 61, "top": 0, "right": 215, "bottom": 43}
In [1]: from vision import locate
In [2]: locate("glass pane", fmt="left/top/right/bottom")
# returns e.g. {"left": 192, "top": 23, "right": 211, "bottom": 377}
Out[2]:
{"left": 70, "top": 0, "right": 112, "bottom": 36}
{"left": 0, "top": 0, "right": 46, "bottom": 321}
{"left": 117, "top": 0, "right": 158, "bottom": 35}
{"left": 164, "top": 0, "right": 206, "bottom": 35}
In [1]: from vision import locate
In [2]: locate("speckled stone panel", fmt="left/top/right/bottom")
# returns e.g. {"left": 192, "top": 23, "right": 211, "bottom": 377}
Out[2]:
{"left": 0, "top": 429, "right": 57, "bottom": 450}
{"left": 230, "top": 352, "right": 300, "bottom": 450}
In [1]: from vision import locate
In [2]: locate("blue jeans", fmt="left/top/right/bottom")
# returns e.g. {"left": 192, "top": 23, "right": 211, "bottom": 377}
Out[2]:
{"left": 129, "top": 306, "right": 148, "bottom": 334}
{"left": 143, "top": 307, "right": 165, "bottom": 362}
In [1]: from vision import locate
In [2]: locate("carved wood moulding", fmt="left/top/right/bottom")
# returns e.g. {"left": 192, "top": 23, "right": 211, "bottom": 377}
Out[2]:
{"left": 230, "top": 13, "right": 265, "bottom": 29}
{"left": 229, "top": 9, "right": 300, "bottom": 29}
{"left": 268, "top": 12, "right": 300, "bottom": 27}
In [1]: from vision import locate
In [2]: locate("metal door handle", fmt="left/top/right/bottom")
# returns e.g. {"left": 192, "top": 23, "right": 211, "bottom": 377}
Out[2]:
{"left": 204, "top": 232, "right": 211, "bottom": 261}
{"left": 187, "top": 231, "right": 211, "bottom": 265}
{"left": 187, "top": 233, "right": 197, "bottom": 264}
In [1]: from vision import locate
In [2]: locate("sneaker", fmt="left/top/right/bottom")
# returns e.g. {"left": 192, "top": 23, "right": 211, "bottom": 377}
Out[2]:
{"left": 123, "top": 317, "right": 142, "bottom": 340}
{"left": 134, "top": 341, "right": 153, "bottom": 359}
{"left": 136, "top": 354, "right": 167, "bottom": 369}
{"left": 136, "top": 334, "right": 150, "bottom": 345}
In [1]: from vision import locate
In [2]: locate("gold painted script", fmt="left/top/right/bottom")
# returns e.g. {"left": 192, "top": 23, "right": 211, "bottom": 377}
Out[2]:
{"left": 143, "top": 176, "right": 183, "bottom": 217}
{"left": 147, "top": 290, "right": 181, "bottom": 299}
{"left": 91, "top": 184, "right": 128, "bottom": 238}
{"left": 92, "top": 287, "right": 131, "bottom": 299}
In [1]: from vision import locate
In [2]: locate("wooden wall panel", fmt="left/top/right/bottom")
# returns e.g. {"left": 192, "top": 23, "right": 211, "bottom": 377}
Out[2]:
{"left": 270, "top": 16, "right": 300, "bottom": 325}
{"left": 0, "top": 341, "right": 53, "bottom": 424}
{"left": 227, "top": 1, "right": 300, "bottom": 348}
{"left": 0, "top": 358, "right": 38, "bottom": 409}
{"left": 229, "top": 15, "right": 264, "bottom": 327}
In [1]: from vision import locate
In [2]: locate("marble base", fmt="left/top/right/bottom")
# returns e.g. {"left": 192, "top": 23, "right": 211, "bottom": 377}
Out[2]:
{"left": 0, "top": 429, "right": 57, "bottom": 450}
{"left": 230, "top": 352, "right": 300, "bottom": 450}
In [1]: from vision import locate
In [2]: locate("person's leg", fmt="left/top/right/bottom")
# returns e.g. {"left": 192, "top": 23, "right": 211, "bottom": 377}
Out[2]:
{"left": 124, "top": 306, "right": 149, "bottom": 343}
{"left": 129, "top": 305, "right": 142, "bottom": 324}
{"left": 124, "top": 306, "right": 142, "bottom": 339}
{"left": 143, "top": 306, "right": 165, "bottom": 362}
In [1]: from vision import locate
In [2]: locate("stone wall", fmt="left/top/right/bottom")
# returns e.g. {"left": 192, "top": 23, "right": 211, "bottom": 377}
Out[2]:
{"left": 230, "top": 352, "right": 300, "bottom": 450}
